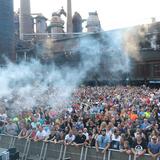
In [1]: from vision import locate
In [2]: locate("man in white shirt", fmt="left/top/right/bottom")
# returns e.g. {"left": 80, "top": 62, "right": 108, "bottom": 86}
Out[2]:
{"left": 34, "top": 126, "right": 47, "bottom": 142}
{"left": 64, "top": 130, "right": 75, "bottom": 145}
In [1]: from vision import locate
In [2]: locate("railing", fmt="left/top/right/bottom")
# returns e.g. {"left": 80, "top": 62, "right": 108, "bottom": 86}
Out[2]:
{"left": 22, "top": 32, "right": 95, "bottom": 41}
{"left": 0, "top": 134, "right": 155, "bottom": 160}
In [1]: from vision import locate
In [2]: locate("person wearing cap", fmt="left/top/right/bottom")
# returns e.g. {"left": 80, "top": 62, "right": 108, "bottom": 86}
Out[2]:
{"left": 95, "top": 128, "right": 111, "bottom": 154}
{"left": 148, "top": 135, "right": 160, "bottom": 160}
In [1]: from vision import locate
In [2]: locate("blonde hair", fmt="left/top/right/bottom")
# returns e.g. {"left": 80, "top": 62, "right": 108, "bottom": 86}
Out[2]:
{"left": 100, "top": 121, "right": 107, "bottom": 130}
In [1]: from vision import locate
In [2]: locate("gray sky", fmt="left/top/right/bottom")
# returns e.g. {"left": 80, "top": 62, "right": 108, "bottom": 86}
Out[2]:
{"left": 14, "top": 0, "right": 160, "bottom": 30}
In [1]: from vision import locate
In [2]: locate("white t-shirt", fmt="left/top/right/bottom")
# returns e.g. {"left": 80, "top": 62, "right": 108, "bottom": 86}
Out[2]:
{"left": 65, "top": 134, "right": 75, "bottom": 143}
{"left": 83, "top": 132, "right": 89, "bottom": 140}
{"left": 36, "top": 130, "right": 47, "bottom": 140}
{"left": 111, "top": 134, "right": 121, "bottom": 141}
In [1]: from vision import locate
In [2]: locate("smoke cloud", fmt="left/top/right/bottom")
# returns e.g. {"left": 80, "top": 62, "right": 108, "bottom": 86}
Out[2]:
{"left": 0, "top": 30, "right": 144, "bottom": 116}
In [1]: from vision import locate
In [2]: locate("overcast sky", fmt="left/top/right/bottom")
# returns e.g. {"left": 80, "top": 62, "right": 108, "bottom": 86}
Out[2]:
{"left": 14, "top": 0, "right": 160, "bottom": 30}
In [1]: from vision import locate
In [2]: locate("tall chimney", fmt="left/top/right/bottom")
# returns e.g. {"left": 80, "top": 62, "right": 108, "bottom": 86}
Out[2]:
{"left": 19, "top": 0, "right": 33, "bottom": 40}
{"left": 67, "top": 0, "right": 73, "bottom": 33}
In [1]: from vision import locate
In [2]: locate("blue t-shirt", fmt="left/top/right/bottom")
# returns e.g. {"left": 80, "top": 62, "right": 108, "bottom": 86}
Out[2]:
{"left": 148, "top": 142, "right": 160, "bottom": 154}
{"left": 96, "top": 134, "right": 111, "bottom": 149}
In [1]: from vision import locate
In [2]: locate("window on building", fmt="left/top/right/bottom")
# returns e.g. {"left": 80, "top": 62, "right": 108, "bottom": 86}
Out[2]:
{"left": 153, "top": 64, "right": 160, "bottom": 77}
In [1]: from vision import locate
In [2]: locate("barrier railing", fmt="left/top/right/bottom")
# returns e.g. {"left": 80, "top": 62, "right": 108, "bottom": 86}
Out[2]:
{"left": 0, "top": 134, "right": 156, "bottom": 160}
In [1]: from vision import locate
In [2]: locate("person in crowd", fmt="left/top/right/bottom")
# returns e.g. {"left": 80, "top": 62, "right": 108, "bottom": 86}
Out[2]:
{"left": 64, "top": 130, "right": 75, "bottom": 145}
{"left": 134, "top": 128, "right": 146, "bottom": 140}
{"left": 96, "top": 128, "right": 111, "bottom": 154}
{"left": 45, "top": 126, "right": 61, "bottom": 143}
{"left": 83, "top": 128, "right": 89, "bottom": 142}
{"left": 44, "top": 127, "right": 56, "bottom": 142}
{"left": 72, "top": 129, "right": 86, "bottom": 146}
{"left": 1, "top": 85, "right": 160, "bottom": 159}
{"left": 105, "top": 124, "right": 112, "bottom": 138}
{"left": 44, "top": 110, "right": 51, "bottom": 125}
{"left": 0, "top": 121, "right": 5, "bottom": 134}
{"left": 88, "top": 127, "right": 98, "bottom": 147}
{"left": 4, "top": 118, "right": 19, "bottom": 136}
{"left": 43, "top": 124, "right": 51, "bottom": 137}
{"left": 140, "top": 118, "right": 151, "bottom": 130}
{"left": 34, "top": 126, "right": 47, "bottom": 142}
{"left": 111, "top": 128, "right": 121, "bottom": 150}
{"left": 131, "top": 132, "right": 147, "bottom": 159}
{"left": 28, "top": 127, "right": 37, "bottom": 140}
{"left": 18, "top": 125, "right": 30, "bottom": 139}
{"left": 0, "top": 110, "right": 7, "bottom": 122}
{"left": 120, "top": 140, "right": 132, "bottom": 155}
{"left": 148, "top": 135, "right": 160, "bottom": 160}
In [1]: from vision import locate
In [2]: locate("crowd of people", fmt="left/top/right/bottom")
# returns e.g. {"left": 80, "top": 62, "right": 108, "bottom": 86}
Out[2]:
{"left": 0, "top": 85, "right": 160, "bottom": 159}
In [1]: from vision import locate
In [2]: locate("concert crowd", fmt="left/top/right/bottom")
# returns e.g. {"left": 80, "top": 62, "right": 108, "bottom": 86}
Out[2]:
{"left": 0, "top": 85, "right": 160, "bottom": 159}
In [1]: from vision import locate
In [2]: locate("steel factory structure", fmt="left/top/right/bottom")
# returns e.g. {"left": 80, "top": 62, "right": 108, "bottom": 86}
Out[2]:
{"left": 0, "top": 0, "right": 160, "bottom": 85}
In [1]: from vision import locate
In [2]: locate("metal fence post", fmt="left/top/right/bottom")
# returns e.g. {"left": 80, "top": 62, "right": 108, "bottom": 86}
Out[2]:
{"left": 107, "top": 150, "right": 111, "bottom": 160}
{"left": 128, "top": 154, "right": 132, "bottom": 160}
{"left": 9, "top": 136, "right": 13, "bottom": 148}
{"left": 62, "top": 145, "right": 67, "bottom": 160}
{"left": 58, "top": 144, "right": 64, "bottom": 160}
{"left": 84, "top": 147, "right": 88, "bottom": 160}
{"left": 80, "top": 146, "right": 84, "bottom": 160}
{"left": 39, "top": 141, "right": 45, "bottom": 160}
{"left": 103, "top": 152, "right": 106, "bottom": 160}
{"left": 42, "top": 142, "right": 48, "bottom": 160}
{"left": 24, "top": 140, "right": 31, "bottom": 160}
{"left": 21, "top": 139, "right": 29, "bottom": 160}
{"left": 9, "top": 136, "right": 16, "bottom": 148}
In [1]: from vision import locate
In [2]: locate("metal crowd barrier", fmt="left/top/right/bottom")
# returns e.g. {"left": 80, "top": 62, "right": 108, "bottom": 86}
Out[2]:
{"left": 0, "top": 134, "right": 157, "bottom": 160}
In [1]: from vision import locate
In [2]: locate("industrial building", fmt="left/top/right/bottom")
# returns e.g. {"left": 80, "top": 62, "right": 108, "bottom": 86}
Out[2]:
{"left": 0, "top": 0, "right": 160, "bottom": 85}
{"left": 0, "top": 0, "right": 15, "bottom": 63}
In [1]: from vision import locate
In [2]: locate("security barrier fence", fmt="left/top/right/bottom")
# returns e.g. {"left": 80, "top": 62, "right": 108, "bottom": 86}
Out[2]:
{"left": 0, "top": 134, "right": 155, "bottom": 160}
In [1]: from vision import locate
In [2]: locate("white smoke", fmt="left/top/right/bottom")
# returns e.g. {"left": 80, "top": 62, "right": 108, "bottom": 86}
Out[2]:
{"left": 150, "top": 34, "right": 157, "bottom": 50}
{"left": 103, "top": 30, "right": 131, "bottom": 75}
{"left": 0, "top": 31, "right": 138, "bottom": 116}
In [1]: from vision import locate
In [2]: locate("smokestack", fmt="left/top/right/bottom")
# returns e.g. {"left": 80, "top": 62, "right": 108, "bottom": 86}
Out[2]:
{"left": 67, "top": 0, "right": 73, "bottom": 33}
{"left": 19, "top": 0, "right": 33, "bottom": 40}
